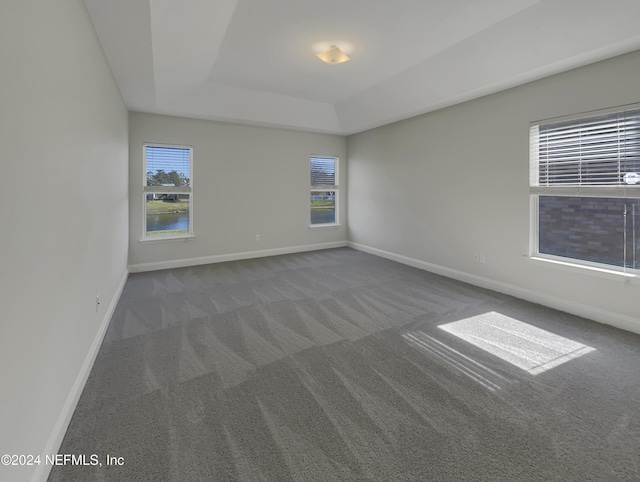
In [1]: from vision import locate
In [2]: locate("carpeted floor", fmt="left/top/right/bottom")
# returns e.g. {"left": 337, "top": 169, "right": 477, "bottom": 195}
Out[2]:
{"left": 49, "top": 248, "right": 640, "bottom": 481}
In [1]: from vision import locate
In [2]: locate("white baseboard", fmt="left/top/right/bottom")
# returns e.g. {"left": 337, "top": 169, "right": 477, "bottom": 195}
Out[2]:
{"left": 129, "top": 241, "right": 349, "bottom": 273}
{"left": 348, "top": 241, "right": 640, "bottom": 336}
{"left": 31, "top": 269, "right": 129, "bottom": 482}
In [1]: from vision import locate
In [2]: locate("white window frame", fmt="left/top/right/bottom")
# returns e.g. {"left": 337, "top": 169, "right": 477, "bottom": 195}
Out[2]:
{"left": 529, "top": 104, "right": 640, "bottom": 276}
{"left": 310, "top": 155, "right": 339, "bottom": 227}
{"left": 142, "top": 143, "right": 194, "bottom": 241}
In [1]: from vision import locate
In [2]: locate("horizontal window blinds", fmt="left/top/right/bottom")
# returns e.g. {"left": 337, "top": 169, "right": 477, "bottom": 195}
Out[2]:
{"left": 144, "top": 145, "right": 192, "bottom": 191}
{"left": 310, "top": 156, "right": 337, "bottom": 187}
{"left": 530, "top": 108, "right": 640, "bottom": 187}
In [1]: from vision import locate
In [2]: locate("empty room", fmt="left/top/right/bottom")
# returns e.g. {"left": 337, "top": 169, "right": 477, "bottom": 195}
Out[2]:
{"left": 2, "top": 0, "right": 640, "bottom": 481}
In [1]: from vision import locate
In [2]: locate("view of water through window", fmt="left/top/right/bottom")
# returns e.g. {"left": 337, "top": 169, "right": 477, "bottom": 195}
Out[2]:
{"left": 147, "top": 212, "right": 189, "bottom": 232}
{"left": 145, "top": 196, "right": 190, "bottom": 236}
{"left": 310, "top": 208, "right": 335, "bottom": 225}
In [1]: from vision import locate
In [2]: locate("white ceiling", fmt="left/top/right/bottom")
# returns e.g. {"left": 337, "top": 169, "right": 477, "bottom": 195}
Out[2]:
{"left": 85, "top": 0, "right": 640, "bottom": 135}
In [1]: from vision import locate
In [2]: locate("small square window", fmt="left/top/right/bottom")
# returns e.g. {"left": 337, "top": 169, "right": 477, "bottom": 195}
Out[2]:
{"left": 145, "top": 193, "right": 191, "bottom": 238}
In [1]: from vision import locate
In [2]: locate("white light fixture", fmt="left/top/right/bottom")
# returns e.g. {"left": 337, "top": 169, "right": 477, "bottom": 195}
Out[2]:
{"left": 315, "top": 45, "right": 350, "bottom": 65}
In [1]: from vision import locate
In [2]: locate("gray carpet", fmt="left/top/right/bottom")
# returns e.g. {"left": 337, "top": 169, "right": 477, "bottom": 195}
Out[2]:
{"left": 49, "top": 248, "right": 640, "bottom": 481}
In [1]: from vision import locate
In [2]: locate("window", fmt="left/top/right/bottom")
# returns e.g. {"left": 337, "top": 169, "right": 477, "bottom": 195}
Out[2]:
{"left": 529, "top": 106, "right": 640, "bottom": 272}
{"left": 310, "top": 155, "right": 338, "bottom": 226}
{"left": 143, "top": 144, "right": 193, "bottom": 239}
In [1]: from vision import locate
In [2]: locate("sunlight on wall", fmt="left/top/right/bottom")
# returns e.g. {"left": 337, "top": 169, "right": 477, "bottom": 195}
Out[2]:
{"left": 438, "top": 312, "right": 595, "bottom": 375}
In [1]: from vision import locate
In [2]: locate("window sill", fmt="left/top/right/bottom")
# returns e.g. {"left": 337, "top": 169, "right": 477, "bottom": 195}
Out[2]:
{"left": 139, "top": 235, "right": 195, "bottom": 245}
{"left": 527, "top": 255, "right": 639, "bottom": 283}
{"left": 309, "top": 223, "right": 341, "bottom": 230}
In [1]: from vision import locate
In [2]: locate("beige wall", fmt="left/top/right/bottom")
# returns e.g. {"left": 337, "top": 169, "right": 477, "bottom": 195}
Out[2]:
{"left": 347, "top": 50, "right": 640, "bottom": 331}
{"left": 0, "top": 1, "right": 129, "bottom": 480}
{"left": 128, "top": 113, "right": 347, "bottom": 269}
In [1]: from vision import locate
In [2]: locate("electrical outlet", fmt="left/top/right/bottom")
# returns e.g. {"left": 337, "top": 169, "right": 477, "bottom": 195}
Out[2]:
{"left": 96, "top": 295, "right": 101, "bottom": 313}
{"left": 255, "top": 234, "right": 261, "bottom": 241}
{"left": 473, "top": 253, "right": 486, "bottom": 264}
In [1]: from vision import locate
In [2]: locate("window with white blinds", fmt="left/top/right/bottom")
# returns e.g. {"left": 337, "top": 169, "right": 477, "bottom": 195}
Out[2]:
{"left": 529, "top": 105, "right": 640, "bottom": 272}
{"left": 145, "top": 146, "right": 191, "bottom": 190}
{"left": 143, "top": 144, "right": 193, "bottom": 239}
{"left": 530, "top": 107, "right": 640, "bottom": 189}
{"left": 310, "top": 156, "right": 338, "bottom": 226}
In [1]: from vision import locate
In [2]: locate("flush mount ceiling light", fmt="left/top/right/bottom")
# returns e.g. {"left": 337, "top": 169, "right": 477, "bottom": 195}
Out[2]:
{"left": 315, "top": 45, "right": 350, "bottom": 64}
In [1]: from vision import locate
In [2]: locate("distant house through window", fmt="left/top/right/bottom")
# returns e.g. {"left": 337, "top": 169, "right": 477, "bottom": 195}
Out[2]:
{"left": 143, "top": 144, "right": 193, "bottom": 239}
{"left": 310, "top": 155, "right": 338, "bottom": 226}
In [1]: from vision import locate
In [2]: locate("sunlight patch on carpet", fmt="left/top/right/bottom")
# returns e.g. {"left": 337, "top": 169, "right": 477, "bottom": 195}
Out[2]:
{"left": 402, "top": 331, "right": 508, "bottom": 391}
{"left": 438, "top": 312, "right": 595, "bottom": 375}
